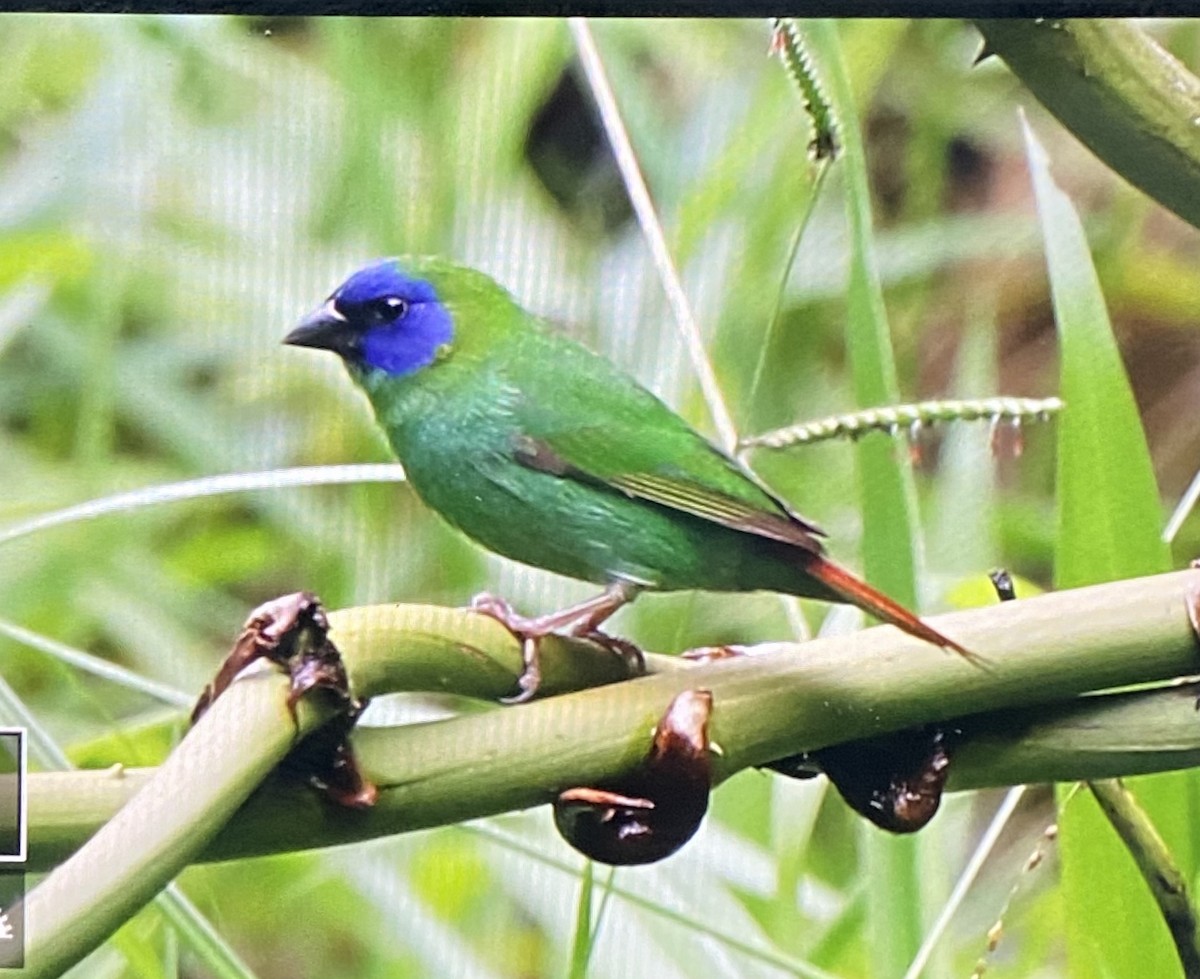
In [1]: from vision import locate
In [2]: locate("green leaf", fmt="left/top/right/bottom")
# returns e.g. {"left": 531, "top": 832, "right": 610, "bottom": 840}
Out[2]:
{"left": 0, "top": 231, "right": 92, "bottom": 290}
{"left": 1027, "top": 136, "right": 1170, "bottom": 586}
{"left": 1024, "top": 112, "right": 1185, "bottom": 979}
{"left": 805, "top": 19, "right": 925, "bottom": 975}
{"left": 978, "top": 20, "right": 1200, "bottom": 234}
{"left": 568, "top": 860, "right": 595, "bottom": 979}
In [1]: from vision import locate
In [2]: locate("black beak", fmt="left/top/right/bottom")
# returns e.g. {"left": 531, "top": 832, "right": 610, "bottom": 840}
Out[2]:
{"left": 284, "top": 301, "right": 352, "bottom": 354}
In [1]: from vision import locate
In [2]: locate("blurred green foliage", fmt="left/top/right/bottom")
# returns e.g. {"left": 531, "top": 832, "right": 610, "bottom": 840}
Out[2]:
{"left": 4, "top": 14, "right": 1200, "bottom": 979}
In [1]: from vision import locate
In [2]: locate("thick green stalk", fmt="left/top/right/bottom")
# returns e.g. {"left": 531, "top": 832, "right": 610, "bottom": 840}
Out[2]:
{"left": 951, "top": 683, "right": 1200, "bottom": 791}
{"left": 21, "top": 569, "right": 1200, "bottom": 872}
{"left": 975, "top": 19, "right": 1200, "bottom": 231}
{"left": 21, "top": 669, "right": 330, "bottom": 979}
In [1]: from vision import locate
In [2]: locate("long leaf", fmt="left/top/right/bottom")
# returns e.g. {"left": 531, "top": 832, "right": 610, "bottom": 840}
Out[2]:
{"left": 1024, "top": 112, "right": 1187, "bottom": 979}
{"left": 804, "top": 19, "right": 925, "bottom": 975}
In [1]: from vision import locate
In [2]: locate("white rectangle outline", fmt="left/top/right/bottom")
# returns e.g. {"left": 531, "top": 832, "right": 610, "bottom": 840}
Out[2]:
{"left": 0, "top": 728, "right": 26, "bottom": 863}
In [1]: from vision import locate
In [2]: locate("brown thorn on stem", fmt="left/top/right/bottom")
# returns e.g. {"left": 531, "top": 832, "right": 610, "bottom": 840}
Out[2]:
{"left": 553, "top": 689, "right": 713, "bottom": 865}
{"left": 192, "top": 591, "right": 376, "bottom": 808}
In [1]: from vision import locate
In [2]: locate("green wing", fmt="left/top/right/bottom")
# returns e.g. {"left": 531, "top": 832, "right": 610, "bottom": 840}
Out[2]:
{"left": 494, "top": 325, "right": 978, "bottom": 664}
{"left": 507, "top": 329, "right": 826, "bottom": 554}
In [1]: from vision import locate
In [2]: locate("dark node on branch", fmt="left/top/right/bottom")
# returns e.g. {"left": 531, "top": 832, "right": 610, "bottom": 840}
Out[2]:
{"left": 279, "top": 698, "right": 377, "bottom": 810}
{"left": 812, "top": 726, "right": 954, "bottom": 834}
{"left": 989, "top": 568, "right": 1017, "bottom": 603}
{"left": 192, "top": 591, "right": 377, "bottom": 809}
{"left": 767, "top": 724, "right": 955, "bottom": 833}
{"left": 689, "top": 638, "right": 959, "bottom": 831}
{"left": 192, "top": 591, "right": 331, "bottom": 723}
{"left": 553, "top": 689, "right": 713, "bottom": 865}
{"left": 780, "top": 567, "right": 1014, "bottom": 832}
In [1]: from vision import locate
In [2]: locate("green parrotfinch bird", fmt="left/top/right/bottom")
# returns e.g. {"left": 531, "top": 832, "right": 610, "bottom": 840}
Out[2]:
{"left": 285, "top": 257, "right": 976, "bottom": 699}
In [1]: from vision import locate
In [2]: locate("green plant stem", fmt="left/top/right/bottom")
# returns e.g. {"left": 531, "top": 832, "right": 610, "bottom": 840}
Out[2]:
{"left": 1087, "top": 778, "right": 1200, "bottom": 978}
{"left": 21, "top": 569, "right": 1200, "bottom": 872}
{"left": 951, "top": 683, "right": 1200, "bottom": 790}
{"left": 742, "top": 159, "right": 830, "bottom": 433}
{"left": 974, "top": 19, "right": 1200, "bottom": 232}
{"left": 20, "top": 669, "right": 334, "bottom": 979}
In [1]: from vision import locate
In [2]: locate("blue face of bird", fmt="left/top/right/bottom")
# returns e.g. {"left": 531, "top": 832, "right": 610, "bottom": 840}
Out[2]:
{"left": 285, "top": 260, "right": 454, "bottom": 376}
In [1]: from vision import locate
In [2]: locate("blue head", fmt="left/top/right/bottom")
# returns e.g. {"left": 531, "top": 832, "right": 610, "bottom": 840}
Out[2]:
{"left": 285, "top": 260, "right": 454, "bottom": 376}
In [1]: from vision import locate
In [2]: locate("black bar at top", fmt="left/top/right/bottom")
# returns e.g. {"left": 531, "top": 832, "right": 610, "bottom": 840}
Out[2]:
{"left": 1, "top": 3, "right": 1195, "bottom": 19}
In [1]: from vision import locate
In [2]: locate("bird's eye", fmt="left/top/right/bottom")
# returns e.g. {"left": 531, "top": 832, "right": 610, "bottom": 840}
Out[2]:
{"left": 365, "top": 295, "right": 408, "bottom": 325}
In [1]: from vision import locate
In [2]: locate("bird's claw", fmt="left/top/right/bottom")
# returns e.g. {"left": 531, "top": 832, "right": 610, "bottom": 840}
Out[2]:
{"left": 500, "top": 637, "right": 543, "bottom": 705}
{"left": 469, "top": 592, "right": 524, "bottom": 625}
{"left": 579, "top": 629, "right": 645, "bottom": 676}
{"left": 681, "top": 644, "right": 748, "bottom": 664}
{"left": 470, "top": 592, "right": 548, "bottom": 702}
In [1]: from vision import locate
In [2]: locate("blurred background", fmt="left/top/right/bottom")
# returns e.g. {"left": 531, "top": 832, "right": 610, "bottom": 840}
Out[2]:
{"left": 2, "top": 15, "right": 1199, "bottom": 978}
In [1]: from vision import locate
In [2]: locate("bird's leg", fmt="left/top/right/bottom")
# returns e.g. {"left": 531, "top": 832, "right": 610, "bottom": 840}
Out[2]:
{"left": 470, "top": 580, "right": 644, "bottom": 703}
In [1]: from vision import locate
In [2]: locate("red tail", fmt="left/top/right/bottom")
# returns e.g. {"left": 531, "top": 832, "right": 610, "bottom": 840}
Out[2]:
{"left": 805, "top": 554, "right": 987, "bottom": 668}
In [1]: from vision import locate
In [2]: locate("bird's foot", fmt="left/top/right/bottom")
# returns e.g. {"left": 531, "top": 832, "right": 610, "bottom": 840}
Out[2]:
{"left": 470, "top": 592, "right": 549, "bottom": 704}
{"left": 469, "top": 586, "right": 646, "bottom": 704}
{"left": 469, "top": 592, "right": 525, "bottom": 626}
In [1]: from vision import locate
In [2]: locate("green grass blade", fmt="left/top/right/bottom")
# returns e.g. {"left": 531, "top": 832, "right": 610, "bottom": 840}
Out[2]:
{"left": 805, "top": 18, "right": 925, "bottom": 975}
{"left": 154, "top": 888, "right": 261, "bottom": 979}
{"left": 1023, "top": 111, "right": 1187, "bottom": 979}
{"left": 568, "top": 859, "right": 595, "bottom": 979}
{"left": 805, "top": 19, "right": 918, "bottom": 607}
{"left": 1030, "top": 152, "right": 1170, "bottom": 583}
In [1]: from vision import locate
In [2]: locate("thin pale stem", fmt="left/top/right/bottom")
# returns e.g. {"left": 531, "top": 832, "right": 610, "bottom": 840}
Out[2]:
{"left": 1164, "top": 464, "right": 1200, "bottom": 543}
{"left": 902, "top": 785, "right": 1027, "bottom": 979}
{"left": 742, "top": 160, "right": 832, "bottom": 436}
{"left": 0, "top": 617, "right": 191, "bottom": 708}
{"left": 0, "top": 464, "right": 408, "bottom": 548}
{"left": 569, "top": 18, "right": 739, "bottom": 452}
